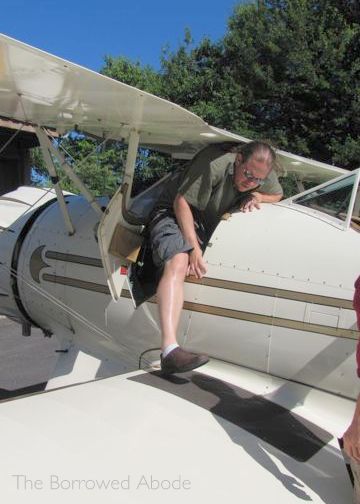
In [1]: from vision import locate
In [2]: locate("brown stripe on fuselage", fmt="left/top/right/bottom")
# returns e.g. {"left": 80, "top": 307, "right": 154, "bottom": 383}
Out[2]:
{"left": 120, "top": 289, "right": 359, "bottom": 340}
{"left": 185, "top": 277, "right": 354, "bottom": 310}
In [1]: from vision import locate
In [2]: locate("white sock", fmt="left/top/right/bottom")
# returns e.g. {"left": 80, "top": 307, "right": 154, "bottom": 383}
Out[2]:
{"left": 162, "top": 343, "right": 179, "bottom": 358}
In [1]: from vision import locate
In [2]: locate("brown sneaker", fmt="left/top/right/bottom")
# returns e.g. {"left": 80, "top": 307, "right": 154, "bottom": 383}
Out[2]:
{"left": 160, "top": 347, "right": 209, "bottom": 375}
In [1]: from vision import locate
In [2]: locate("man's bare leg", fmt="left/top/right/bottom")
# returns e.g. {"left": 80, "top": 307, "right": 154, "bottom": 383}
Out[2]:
{"left": 157, "top": 252, "right": 209, "bottom": 373}
{"left": 156, "top": 252, "right": 188, "bottom": 351}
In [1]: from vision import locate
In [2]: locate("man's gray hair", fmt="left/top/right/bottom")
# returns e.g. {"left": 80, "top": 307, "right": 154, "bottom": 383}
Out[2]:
{"left": 238, "top": 141, "right": 276, "bottom": 168}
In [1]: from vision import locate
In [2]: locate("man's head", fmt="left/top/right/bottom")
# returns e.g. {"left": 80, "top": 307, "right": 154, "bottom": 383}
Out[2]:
{"left": 233, "top": 141, "right": 276, "bottom": 192}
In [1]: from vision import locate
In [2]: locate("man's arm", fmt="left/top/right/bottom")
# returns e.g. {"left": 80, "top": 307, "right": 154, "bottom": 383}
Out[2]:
{"left": 240, "top": 167, "right": 283, "bottom": 212}
{"left": 343, "top": 394, "right": 360, "bottom": 462}
{"left": 173, "top": 194, "right": 207, "bottom": 279}
{"left": 240, "top": 191, "right": 282, "bottom": 212}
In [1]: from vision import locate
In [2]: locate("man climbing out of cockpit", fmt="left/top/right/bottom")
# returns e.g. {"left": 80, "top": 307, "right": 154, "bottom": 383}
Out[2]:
{"left": 148, "top": 141, "right": 283, "bottom": 374}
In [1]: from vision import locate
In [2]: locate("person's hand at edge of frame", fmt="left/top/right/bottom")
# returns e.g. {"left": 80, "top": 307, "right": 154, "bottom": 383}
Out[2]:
{"left": 343, "top": 396, "right": 360, "bottom": 463}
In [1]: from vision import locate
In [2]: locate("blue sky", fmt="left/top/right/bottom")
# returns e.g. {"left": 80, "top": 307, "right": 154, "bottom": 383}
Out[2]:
{"left": 1, "top": 0, "right": 245, "bottom": 72}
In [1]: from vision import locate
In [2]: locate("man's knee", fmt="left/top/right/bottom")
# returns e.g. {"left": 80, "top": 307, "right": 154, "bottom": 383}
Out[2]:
{"left": 165, "top": 253, "right": 189, "bottom": 278}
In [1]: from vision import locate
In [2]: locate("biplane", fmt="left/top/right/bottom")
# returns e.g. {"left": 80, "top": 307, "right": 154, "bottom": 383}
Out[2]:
{"left": 0, "top": 33, "right": 358, "bottom": 503}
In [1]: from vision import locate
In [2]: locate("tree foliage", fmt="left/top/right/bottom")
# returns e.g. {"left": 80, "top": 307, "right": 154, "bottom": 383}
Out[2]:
{"left": 31, "top": 134, "right": 172, "bottom": 197}
{"left": 222, "top": 0, "right": 360, "bottom": 167}
{"left": 31, "top": 136, "right": 123, "bottom": 196}
{"left": 100, "top": 0, "right": 359, "bottom": 170}
{"left": 101, "top": 56, "right": 162, "bottom": 95}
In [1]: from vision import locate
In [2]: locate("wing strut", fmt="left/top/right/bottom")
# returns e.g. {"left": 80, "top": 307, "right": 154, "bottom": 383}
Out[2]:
{"left": 35, "top": 127, "right": 103, "bottom": 220}
{"left": 122, "top": 129, "right": 140, "bottom": 208}
{"left": 35, "top": 127, "right": 75, "bottom": 235}
{"left": 97, "top": 128, "right": 141, "bottom": 301}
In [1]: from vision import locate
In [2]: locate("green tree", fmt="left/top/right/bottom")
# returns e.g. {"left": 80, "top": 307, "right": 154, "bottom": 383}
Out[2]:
{"left": 57, "top": 136, "right": 123, "bottom": 196}
{"left": 31, "top": 134, "right": 172, "bottom": 198}
{"left": 159, "top": 34, "right": 252, "bottom": 133}
{"left": 101, "top": 56, "right": 162, "bottom": 95}
{"left": 222, "top": 0, "right": 360, "bottom": 167}
{"left": 31, "top": 136, "right": 124, "bottom": 196}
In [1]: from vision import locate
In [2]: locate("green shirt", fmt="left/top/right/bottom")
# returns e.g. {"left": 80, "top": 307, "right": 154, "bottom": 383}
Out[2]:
{"left": 155, "top": 144, "right": 282, "bottom": 236}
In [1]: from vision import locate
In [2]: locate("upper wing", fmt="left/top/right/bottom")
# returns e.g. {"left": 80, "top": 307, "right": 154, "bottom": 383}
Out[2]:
{"left": 275, "top": 146, "right": 347, "bottom": 185}
{"left": 0, "top": 33, "right": 241, "bottom": 157}
{"left": 212, "top": 126, "right": 347, "bottom": 185}
{"left": 0, "top": 33, "right": 348, "bottom": 186}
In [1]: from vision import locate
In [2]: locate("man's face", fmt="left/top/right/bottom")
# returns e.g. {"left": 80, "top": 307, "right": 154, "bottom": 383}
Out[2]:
{"left": 233, "top": 153, "right": 271, "bottom": 192}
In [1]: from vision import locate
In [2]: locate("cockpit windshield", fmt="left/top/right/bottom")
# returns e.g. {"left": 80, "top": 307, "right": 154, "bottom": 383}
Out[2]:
{"left": 351, "top": 184, "right": 360, "bottom": 232}
{"left": 293, "top": 174, "right": 357, "bottom": 223}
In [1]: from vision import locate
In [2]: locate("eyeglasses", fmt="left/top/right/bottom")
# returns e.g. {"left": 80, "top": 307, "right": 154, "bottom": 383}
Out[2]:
{"left": 242, "top": 168, "right": 265, "bottom": 186}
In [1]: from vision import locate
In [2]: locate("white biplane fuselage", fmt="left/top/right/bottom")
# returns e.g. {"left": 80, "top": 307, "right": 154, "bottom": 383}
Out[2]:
{"left": 0, "top": 170, "right": 359, "bottom": 398}
{"left": 0, "top": 33, "right": 359, "bottom": 504}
